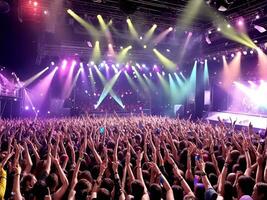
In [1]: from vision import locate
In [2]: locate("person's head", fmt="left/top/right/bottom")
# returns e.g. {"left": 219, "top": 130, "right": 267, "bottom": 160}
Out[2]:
{"left": 79, "top": 170, "right": 93, "bottom": 183}
{"left": 224, "top": 181, "right": 235, "bottom": 200}
{"left": 21, "top": 174, "right": 37, "bottom": 190}
{"left": 236, "top": 175, "right": 255, "bottom": 198}
{"left": 252, "top": 183, "right": 267, "bottom": 200}
{"left": 75, "top": 179, "right": 92, "bottom": 194}
{"left": 172, "top": 185, "right": 183, "bottom": 200}
{"left": 32, "top": 181, "right": 49, "bottom": 200}
{"left": 149, "top": 184, "right": 162, "bottom": 200}
{"left": 131, "top": 180, "right": 145, "bottom": 200}
{"left": 100, "top": 178, "right": 114, "bottom": 193}
{"left": 227, "top": 173, "right": 236, "bottom": 185}
{"left": 208, "top": 173, "right": 218, "bottom": 187}
{"left": 97, "top": 188, "right": 111, "bottom": 200}
{"left": 194, "top": 183, "right": 205, "bottom": 200}
{"left": 46, "top": 173, "right": 58, "bottom": 192}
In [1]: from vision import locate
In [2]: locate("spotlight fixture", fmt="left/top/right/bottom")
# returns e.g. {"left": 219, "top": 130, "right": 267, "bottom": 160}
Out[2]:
{"left": 168, "top": 27, "right": 173, "bottom": 31}
{"left": 243, "top": 51, "right": 247, "bottom": 55}
{"left": 213, "top": 57, "right": 217, "bottom": 60}
{"left": 166, "top": 49, "right": 170, "bottom": 52}
{"left": 217, "top": 27, "right": 221, "bottom": 32}
{"left": 208, "top": 30, "right": 212, "bottom": 34}
{"left": 250, "top": 50, "right": 254, "bottom": 54}
{"left": 254, "top": 25, "right": 266, "bottom": 33}
{"left": 227, "top": 24, "right": 231, "bottom": 28}
{"left": 206, "top": 0, "right": 236, "bottom": 12}
{"left": 231, "top": 53, "right": 235, "bottom": 58}
{"left": 143, "top": 45, "right": 147, "bottom": 49}
{"left": 139, "top": 36, "right": 143, "bottom": 40}
{"left": 256, "top": 14, "right": 260, "bottom": 19}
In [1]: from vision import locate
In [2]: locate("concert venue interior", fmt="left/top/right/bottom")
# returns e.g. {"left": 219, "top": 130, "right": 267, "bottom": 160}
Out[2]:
{"left": 1, "top": 0, "right": 267, "bottom": 123}
{"left": 1, "top": 1, "right": 267, "bottom": 200}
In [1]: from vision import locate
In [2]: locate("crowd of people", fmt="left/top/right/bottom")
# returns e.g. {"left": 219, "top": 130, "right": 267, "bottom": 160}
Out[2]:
{"left": 0, "top": 115, "right": 267, "bottom": 200}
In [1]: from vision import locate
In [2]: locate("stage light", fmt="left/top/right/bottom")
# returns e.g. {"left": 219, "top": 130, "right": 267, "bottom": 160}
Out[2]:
{"left": 256, "top": 14, "right": 260, "bottom": 19}
{"left": 208, "top": 30, "right": 212, "bottom": 34}
{"left": 168, "top": 27, "right": 173, "bottom": 31}
{"left": 108, "top": 43, "right": 112, "bottom": 47}
{"left": 166, "top": 49, "right": 170, "bottom": 52}
{"left": 142, "top": 64, "right": 146, "bottom": 68}
{"left": 149, "top": 72, "right": 152, "bottom": 77}
{"left": 90, "top": 61, "right": 95, "bottom": 65}
{"left": 254, "top": 25, "right": 267, "bottom": 33}
{"left": 237, "top": 19, "right": 244, "bottom": 26}
{"left": 44, "top": 10, "right": 48, "bottom": 15}
{"left": 217, "top": 27, "right": 221, "bottom": 32}
{"left": 243, "top": 51, "right": 247, "bottom": 55}
{"left": 25, "top": 106, "right": 29, "bottom": 110}
{"left": 231, "top": 53, "right": 235, "bottom": 58}
{"left": 213, "top": 57, "right": 216, "bottom": 60}
{"left": 51, "top": 61, "right": 55, "bottom": 66}
{"left": 33, "top": 1, "right": 38, "bottom": 7}
{"left": 162, "top": 71, "right": 165, "bottom": 76}
{"left": 120, "top": 46, "right": 123, "bottom": 49}
{"left": 227, "top": 24, "right": 231, "bottom": 28}
{"left": 143, "top": 45, "right": 147, "bottom": 49}
{"left": 47, "top": 111, "right": 50, "bottom": 114}
{"left": 139, "top": 36, "right": 143, "bottom": 40}
{"left": 61, "top": 59, "right": 67, "bottom": 70}
{"left": 250, "top": 50, "right": 254, "bottom": 54}
{"left": 116, "top": 63, "right": 120, "bottom": 68}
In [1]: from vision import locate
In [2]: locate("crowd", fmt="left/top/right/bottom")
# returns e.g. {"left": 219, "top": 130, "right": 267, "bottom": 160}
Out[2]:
{"left": 0, "top": 116, "right": 267, "bottom": 200}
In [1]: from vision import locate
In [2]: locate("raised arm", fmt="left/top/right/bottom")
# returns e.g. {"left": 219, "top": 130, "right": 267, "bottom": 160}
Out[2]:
{"left": 88, "top": 135, "right": 102, "bottom": 164}
{"left": 23, "top": 141, "right": 33, "bottom": 175}
{"left": 136, "top": 151, "right": 149, "bottom": 200}
{"left": 150, "top": 162, "right": 174, "bottom": 200}
{"left": 50, "top": 155, "right": 69, "bottom": 200}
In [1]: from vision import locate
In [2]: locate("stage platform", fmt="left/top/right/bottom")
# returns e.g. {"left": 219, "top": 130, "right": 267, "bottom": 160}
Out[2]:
{"left": 206, "top": 111, "right": 267, "bottom": 130}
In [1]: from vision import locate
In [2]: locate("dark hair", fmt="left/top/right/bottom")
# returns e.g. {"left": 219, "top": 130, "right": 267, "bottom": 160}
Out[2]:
{"left": 237, "top": 175, "right": 255, "bottom": 196}
{"left": 195, "top": 183, "right": 205, "bottom": 200}
{"left": 224, "top": 181, "right": 235, "bottom": 200}
{"left": 97, "top": 188, "right": 111, "bottom": 200}
{"left": 172, "top": 185, "right": 183, "bottom": 200}
{"left": 149, "top": 184, "right": 162, "bottom": 200}
{"left": 75, "top": 179, "right": 92, "bottom": 193}
{"left": 32, "top": 181, "right": 49, "bottom": 200}
{"left": 208, "top": 173, "right": 218, "bottom": 187}
{"left": 46, "top": 173, "right": 58, "bottom": 192}
{"left": 79, "top": 170, "right": 93, "bottom": 183}
{"left": 131, "top": 180, "right": 145, "bottom": 200}
{"left": 255, "top": 183, "right": 267, "bottom": 200}
{"left": 100, "top": 178, "right": 114, "bottom": 193}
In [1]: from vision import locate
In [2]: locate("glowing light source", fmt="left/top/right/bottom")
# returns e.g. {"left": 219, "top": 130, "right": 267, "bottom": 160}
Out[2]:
{"left": 237, "top": 19, "right": 244, "bottom": 26}
{"left": 168, "top": 27, "right": 173, "bottom": 31}
{"left": 217, "top": 27, "right": 221, "bottom": 32}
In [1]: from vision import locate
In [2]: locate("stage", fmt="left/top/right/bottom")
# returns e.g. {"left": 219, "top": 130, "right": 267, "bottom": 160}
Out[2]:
{"left": 206, "top": 111, "right": 267, "bottom": 130}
